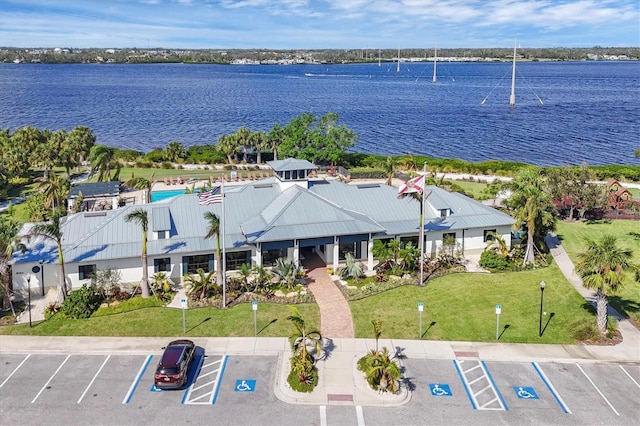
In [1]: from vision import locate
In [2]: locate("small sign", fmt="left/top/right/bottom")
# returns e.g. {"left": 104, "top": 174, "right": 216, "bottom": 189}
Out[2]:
{"left": 418, "top": 302, "right": 424, "bottom": 312}
{"left": 252, "top": 301, "right": 258, "bottom": 311}
{"left": 429, "top": 383, "right": 452, "bottom": 396}
{"left": 235, "top": 379, "right": 256, "bottom": 392}
{"left": 495, "top": 304, "right": 502, "bottom": 315}
{"left": 181, "top": 298, "right": 188, "bottom": 309}
{"left": 514, "top": 386, "right": 539, "bottom": 399}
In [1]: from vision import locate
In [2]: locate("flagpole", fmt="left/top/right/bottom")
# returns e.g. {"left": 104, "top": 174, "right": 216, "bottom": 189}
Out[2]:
{"left": 221, "top": 179, "right": 227, "bottom": 308}
{"left": 419, "top": 163, "right": 426, "bottom": 286}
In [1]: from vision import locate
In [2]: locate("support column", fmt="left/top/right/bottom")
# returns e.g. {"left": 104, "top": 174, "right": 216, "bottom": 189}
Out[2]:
{"left": 367, "top": 238, "right": 374, "bottom": 272}
{"left": 333, "top": 236, "right": 339, "bottom": 271}
{"left": 293, "top": 240, "right": 300, "bottom": 266}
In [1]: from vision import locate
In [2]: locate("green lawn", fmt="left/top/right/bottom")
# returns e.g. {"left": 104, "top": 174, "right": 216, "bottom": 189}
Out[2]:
{"left": 555, "top": 220, "right": 640, "bottom": 324}
{"left": 350, "top": 265, "right": 593, "bottom": 343}
{"left": 0, "top": 302, "right": 319, "bottom": 338}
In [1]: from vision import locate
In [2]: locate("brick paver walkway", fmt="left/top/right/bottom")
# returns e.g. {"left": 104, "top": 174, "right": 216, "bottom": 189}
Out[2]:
{"left": 303, "top": 252, "right": 355, "bottom": 338}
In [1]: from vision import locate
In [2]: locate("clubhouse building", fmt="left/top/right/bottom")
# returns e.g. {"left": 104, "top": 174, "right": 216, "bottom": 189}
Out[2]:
{"left": 11, "top": 159, "right": 515, "bottom": 296}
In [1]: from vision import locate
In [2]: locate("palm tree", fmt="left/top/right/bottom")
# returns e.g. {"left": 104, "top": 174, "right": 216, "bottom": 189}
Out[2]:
{"left": 287, "top": 305, "right": 323, "bottom": 365}
{"left": 267, "top": 123, "right": 284, "bottom": 161}
{"left": 363, "top": 347, "right": 401, "bottom": 393}
{"left": 89, "top": 145, "right": 119, "bottom": 182}
{"left": 164, "top": 141, "right": 187, "bottom": 163}
{"left": 249, "top": 130, "right": 268, "bottom": 164}
{"left": 575, "top": 235, "right": 638, "bottom": 335}
{"left": 382, "top": 156, "right": 396, "bottom": 186}
{"left": 184, "top": 268, "right": 217, "bottom": 300}
{"left": 29, "top": 210, "right": 67, "bottom": 303}
{"left": 0, "top": 217, "right": 24, "bottom": 309}
{"left": 203, "top": 212, "right": 223, "bottom": 287}
{"left": 125, "top": 208, "right": 150, "bottom": 298}
{"left": 272, "top": 257, "right": 303, "bottom": 290}
{"left": 37, "top": 170, "right": 70, "bottom": 211}
{"left": 506, "top": 169, "right": 556, "bottom": 265}
{"left": 125, "top": 172, "right": 156, "bottom": 204}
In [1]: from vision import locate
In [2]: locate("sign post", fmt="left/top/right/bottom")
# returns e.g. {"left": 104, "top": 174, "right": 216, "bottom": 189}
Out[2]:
{"left": 418, "top": 302, "right": 424, "bottom": 339}
{"left": 252, "top": 301, "right": 258, "bottom": 337}
{"left": 495, "top": 304, "right": 501, "bottom": 340}
{"left": 181, "top": 297, "right": 188, "bottom": 334}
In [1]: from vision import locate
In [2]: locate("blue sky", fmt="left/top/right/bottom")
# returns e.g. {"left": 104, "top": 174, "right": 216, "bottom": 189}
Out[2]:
{"left": 0, "top": 0, "right": 638, "bottom": 49}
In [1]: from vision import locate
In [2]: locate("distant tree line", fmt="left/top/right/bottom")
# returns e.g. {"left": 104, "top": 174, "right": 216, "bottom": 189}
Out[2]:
{"left": 2, "top": 46, "right": 638, "bottom": 65}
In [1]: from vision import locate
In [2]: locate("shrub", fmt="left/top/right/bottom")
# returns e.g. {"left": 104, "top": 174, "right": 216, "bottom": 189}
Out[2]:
{"left": 286, "top": 363, "right": 317, "bottom": 393}
{"left": 569, "top": 319, "right": 599, "bottom": 341}
{"left": 160, "top": 161, "right": 174, "bottom": 169}
{"left": 479, "top": 250, "right": 509, "bottom": 271}
{"left": 60, "top": 285, "right": 103, "bottom": 319}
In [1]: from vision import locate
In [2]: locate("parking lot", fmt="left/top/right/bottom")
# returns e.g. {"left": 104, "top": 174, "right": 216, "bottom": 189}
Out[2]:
{"left": 0, "top": 349, "right": 638, "bottom": 425}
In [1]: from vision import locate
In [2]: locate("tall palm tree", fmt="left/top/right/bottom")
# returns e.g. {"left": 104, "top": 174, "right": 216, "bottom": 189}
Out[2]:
{"left": 37, "top": 170, "right": 70, "bottom": 211}
{"left": 287, "top": 306, "right": 323, "bottom": 365}
{"left": 575, "top": 235, "right": 637, "bottom": 335}
{"left": 0, "top": 217, "right": 24, "bottom": 309}
{"left": 125, "top": 172, "right": 156, "bottom": 204}
{"left": 506, "top": 169, "right": 556, "bottom": 265}
{"left": 235, "top": 127, "right": 252, "bottom": 163}
{"left": 164, "top": 141, "right": 187, "bottom": 163}
{"left": 203, "top": 211, "right": 223, "bottom": 287}
{"left": 125, "top": 208, "right": 150, "bottom": 298}
{"left": 29, "top": 210, "right": 67, "bottom": 303}
{"left": 65, "top": 126, "right": 96, "bottom": 173}
{"left": 382, "top": 156, "right": 396, "bottom": 186}
{"left": 89, "top": 145, "right": 119, "bottom": 182}
{"left": 249, "top": 130, "right": 268, "bottom": 164}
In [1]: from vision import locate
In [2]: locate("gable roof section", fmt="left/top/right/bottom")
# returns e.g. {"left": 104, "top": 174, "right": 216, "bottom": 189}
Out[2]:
{"left": 241, "top": 185, "right": 384, "bottom": 243}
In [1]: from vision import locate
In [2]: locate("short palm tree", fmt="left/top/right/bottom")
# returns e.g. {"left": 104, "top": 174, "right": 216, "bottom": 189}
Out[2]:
{"left": 125, "top": 173, "right": 156, "bottom": 204}
{"left": 575, "top": 235, "right": 638, "bottom": 335}
{"left": 287, "top": 306, "right": 323, "bottom": 365}
{"left": 339, "top": 252, "right": 364, "bottom": 281}
{"left": 29, "top": 210, "right": 67, "bottom": 303}
{"left": 272, "top": 258, "right": 303, "bottom": 290}
{"left": 363, "top": 347, "right": 401, "bottom": 393}
{"left": 125, "top": 208, "right": 150, "bottom": 298}
{"left": 184, "top": 268, "right": 217, "bottom": 300}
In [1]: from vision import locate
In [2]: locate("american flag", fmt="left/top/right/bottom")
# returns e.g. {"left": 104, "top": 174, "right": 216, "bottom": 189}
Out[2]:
{"left": 198, "top": 186, "right": 223, "bottom": 205}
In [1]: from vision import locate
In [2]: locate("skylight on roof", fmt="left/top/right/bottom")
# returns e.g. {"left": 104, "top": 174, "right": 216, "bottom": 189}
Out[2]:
{"left": 356, "top": 183, "right": 380, "bottom": 189}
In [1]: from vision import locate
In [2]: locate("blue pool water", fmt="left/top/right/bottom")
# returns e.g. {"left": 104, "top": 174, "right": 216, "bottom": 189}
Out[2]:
{"left": 151, "top": 189, "right": 186, "bottom": 202}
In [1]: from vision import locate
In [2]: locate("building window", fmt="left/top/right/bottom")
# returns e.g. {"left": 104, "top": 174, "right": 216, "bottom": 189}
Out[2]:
{"left": 484, "top": 229, "right": 497, "bottom": 242}
{"left": 154, "top": 257, "right": 171, "bottom": 272}
{"left": 226, "top": 251, "right": 251, "bottom": 270}
{"left": 400, "top": 236, "right": 418, "bottom": 248}
{"left": 263, "top": 248, "right": 287, "bottom": 267}
{"left": 440, "top": 209, "right": 448, "bottom": 217}
{"left": 338, "top": 242, "right": 357, "bottom": 260}
{"left": 157, "top": 230, "right": 167, "bottom": 240}
{"left": 184, "top": 254, "right": 212, "bottom": 274}
{"left": 79, "top": 264, "right": 96, "bottom": 280}
{"left": 443, "top": 232, "right": 456, "bottom": 242}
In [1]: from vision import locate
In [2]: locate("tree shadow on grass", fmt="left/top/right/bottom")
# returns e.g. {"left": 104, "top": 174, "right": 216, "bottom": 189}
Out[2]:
{"left": 607, "top": 295, "right": 640, "bottom": 320}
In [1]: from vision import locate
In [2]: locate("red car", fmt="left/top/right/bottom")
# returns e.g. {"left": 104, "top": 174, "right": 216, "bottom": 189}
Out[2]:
{"left": 154, "top": 339, "right": 195, "bottom": 390}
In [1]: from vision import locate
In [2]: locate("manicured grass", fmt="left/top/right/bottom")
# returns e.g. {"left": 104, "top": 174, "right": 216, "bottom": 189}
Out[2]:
{"left": 350, "top": 265, "right": 594, "bottom": 343}
{"left": 0, "top": 302, "right": 319, "bottom": 338}
{"left": 444, "top": 180, "right": 489, "bottom": 200}
{"left": 555, "top": 220, "right": 640, "bottom": 323}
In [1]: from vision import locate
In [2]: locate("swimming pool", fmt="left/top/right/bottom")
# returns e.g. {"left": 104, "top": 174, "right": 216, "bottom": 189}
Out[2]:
{"left": 151, "top": 189, "right": 187, "bottom": 202}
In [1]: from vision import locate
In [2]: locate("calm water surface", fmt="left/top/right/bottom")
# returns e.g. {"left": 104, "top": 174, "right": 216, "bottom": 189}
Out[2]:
{"left": 1, "top": 61, "right": 639, "bottom": 166}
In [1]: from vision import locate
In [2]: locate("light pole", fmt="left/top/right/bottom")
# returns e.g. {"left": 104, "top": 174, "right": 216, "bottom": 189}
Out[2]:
{"left": 39, "top": 260, "right": 45, "bottom": 296}
{"left": 27, "top": 276, "right": 32, "bottom": 328}
{"left": 539, "top": 281, "right": 546, "bottom": 337}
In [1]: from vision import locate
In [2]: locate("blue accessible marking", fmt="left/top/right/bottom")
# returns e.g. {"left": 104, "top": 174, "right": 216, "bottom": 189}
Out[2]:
{"left": 235, "top": 379, "right": 256, "bottom": 392}
{"left": 514, "top": 386, "right": 539, "bottom": 399}
{"left": 429, "top": 383, "right": 452, "bottom": 396}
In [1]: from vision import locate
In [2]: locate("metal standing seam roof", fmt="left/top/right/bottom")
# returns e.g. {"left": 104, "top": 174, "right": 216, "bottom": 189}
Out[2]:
{"left": 13, "top": 175, "right": 515, "bottom": 265}
{"left": 267, "top": 158, "right": 317, "bottom": 172}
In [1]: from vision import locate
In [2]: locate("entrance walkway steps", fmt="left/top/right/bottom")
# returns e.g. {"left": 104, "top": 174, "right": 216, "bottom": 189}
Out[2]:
{"left": 302, "top": 252, "right": 355, "bottom": 339}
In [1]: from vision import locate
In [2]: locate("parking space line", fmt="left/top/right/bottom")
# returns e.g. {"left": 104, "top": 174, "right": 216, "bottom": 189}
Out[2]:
{"left": 531, "top": 362, "right": 571, "bottom": 414}
{"left": 31, "top": 354, "right": 70, "bottom": 403}
{"left": 356, "top": 405, "right": 365, "bottom": 426}
{"left": 210, "top": 355, "right": 228, "bottom": 405}
{"left": 0, "top": 354, "right": 31, "bottom": 390}
{"left": 481, "top": 361, "right": 508, "bottom": 411}
{"left": 183, "top": 354, "right": 227, "bottom": 405}
{"left": 453, "top": 360, "right": 477, "bottom": 409}
{"left": 77, "top": 355, "right": 110, "bottom": 404}
{"left": 319, "top": 406, "right": 327, "bottom": 426}
{"left": 576, "top": 363, "right": 619, "bottom": 416}
{"left": 619, "top": 366, "right": 640, "bottom": 389}
{"left": 122, "top": 355, "right": 153, "bottom": 404}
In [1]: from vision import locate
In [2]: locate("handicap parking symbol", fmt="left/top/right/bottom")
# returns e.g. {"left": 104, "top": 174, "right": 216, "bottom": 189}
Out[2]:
{"left": 429, "top": 383, "right": 452, "bottom": 396}
{"left": 235, "top": 379, "right": 256, "bottom": 392}
{"left": 514, "top": 386, "right": 539, "bottom": 399}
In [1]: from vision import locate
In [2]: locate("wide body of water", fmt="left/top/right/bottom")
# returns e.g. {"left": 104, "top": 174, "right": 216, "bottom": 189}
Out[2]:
{"left": 1, "top": 61, "right": 639, "bottom": 166}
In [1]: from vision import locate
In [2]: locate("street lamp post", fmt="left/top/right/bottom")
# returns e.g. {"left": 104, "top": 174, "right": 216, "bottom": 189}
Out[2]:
{"left": 538, "top": 281, "right": 546, "bottom": 337}
{"left": 27, "top": 276, "right": 32, "bottom": 328}
{"left": 39, "top": 260, "right": 45, "bottom": 296}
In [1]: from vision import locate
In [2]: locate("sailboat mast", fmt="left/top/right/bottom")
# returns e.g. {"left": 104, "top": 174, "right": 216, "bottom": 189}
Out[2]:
{"left": 397, "top": 48, "right": 400, "bottom": 72}
{"left": 509, "top": 40, "right": 517, "bottom": 106}
{"left": 432, "top": 47, "right": 437, "bottom": 83}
